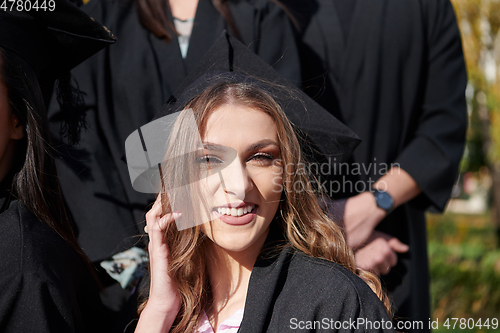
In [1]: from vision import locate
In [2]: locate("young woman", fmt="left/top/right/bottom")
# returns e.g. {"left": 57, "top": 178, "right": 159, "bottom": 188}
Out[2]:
{"left": 129, "top": 74, "right": 394, "bottom": 332}
{"left": 0, "top": 3, "right": 115, "bottom": 331}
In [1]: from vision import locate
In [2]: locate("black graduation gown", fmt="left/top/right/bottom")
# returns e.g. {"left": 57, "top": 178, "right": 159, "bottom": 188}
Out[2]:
{"left": 238, "top": 247, "right": 394, "bottom": 332}
{"left": 284, "top": 0, "right": 467, "bottom": 330}
{"left": 125, "top": 233, "right": 394, "bottom": 332}
{"left": 47, "top": 0, "right": 300, "bottom": 263}
{"left": 0, "top": 197, "right": 106, "bottom": 333}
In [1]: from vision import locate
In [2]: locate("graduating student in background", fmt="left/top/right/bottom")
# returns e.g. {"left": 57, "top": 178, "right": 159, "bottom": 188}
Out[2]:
{"left": 126, "top": 32, "right": 393, "bottom": 333}
{"left": 0, "top": 1, "right": 116, "bottom": 331}
{"left": 283, "top": 0, "right": 468, "bottom": 330}
{"left": 47, "top": 0, "right": 301, "bottom": 319}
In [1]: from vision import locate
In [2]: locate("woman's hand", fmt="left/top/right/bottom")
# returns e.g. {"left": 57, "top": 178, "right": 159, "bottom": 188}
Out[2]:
{"left": 135, "top": 195, "right": 182, "bottom": 333}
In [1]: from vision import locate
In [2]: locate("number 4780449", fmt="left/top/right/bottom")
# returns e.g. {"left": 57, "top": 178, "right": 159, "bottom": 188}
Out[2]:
{"left": 1, "top": 0, "right": 56, "bottom": 11}
{"left": 443, "top": 318, "right": 498, "bottom": 330}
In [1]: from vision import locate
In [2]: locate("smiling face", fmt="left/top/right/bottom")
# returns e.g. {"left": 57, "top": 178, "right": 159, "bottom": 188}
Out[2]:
{"left": 197, "top": 103, "right": 283, "bottom": 254}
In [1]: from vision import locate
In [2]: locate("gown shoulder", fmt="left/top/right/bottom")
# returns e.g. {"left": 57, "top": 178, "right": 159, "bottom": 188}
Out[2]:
{"left": 0, "top": 201, "right": 106, "bottom": 333}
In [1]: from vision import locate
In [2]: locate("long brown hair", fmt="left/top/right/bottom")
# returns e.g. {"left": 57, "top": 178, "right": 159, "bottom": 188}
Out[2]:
{"left": 0, "top": 47, "right": 99, "bottom": 285}
{"left": 139, "top": 79, "right": 391, "bottom": 332}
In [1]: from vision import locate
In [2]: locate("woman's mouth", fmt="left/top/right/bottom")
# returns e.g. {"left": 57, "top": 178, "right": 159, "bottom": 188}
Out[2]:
{"left": 213, "top": 204, "right": 257, "bottom": 225}
{"left": 216, "top": 205, "right": 255, "bottom": 217}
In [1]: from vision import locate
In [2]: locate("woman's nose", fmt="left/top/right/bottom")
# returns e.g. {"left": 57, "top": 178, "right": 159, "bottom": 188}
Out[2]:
{"left": 219, "top": 157, "right": 252, "bottom": 200}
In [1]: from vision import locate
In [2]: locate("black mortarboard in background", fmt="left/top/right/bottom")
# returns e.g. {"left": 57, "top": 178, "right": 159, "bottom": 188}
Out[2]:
{"left": 0, "top": 0, "right": 116, "bottom": 143}
{"left": 126, "top": 31, "right": 361, "bottom": 196}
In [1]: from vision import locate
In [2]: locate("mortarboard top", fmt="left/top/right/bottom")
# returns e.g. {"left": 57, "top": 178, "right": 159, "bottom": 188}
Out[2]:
{"left": 126, "top": 31, "right": 361, "bottom": 202}
{"left": 156, "top": 31, "right": 361, "bottom": 164}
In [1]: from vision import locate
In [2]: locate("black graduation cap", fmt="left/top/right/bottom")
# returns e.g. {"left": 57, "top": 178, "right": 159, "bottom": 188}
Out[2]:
{"left": 158, "top": 31, "right": 360, "bottom": 163}
{"left": 125, "top": 31, "right": 360, "bottom": 199}
{"left": 0, "top": 0, "right": 116, "bottom": 142}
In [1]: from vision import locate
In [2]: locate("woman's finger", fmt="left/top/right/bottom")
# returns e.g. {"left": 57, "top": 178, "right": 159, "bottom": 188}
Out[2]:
{"left": 158, "top": 212, "right": 181, "bottom": 231}
{"left": 146, "top": 195, "right": 163, "bottom": 220}
{"left": 145, "top": 195, "right": 165, "bottom": 234}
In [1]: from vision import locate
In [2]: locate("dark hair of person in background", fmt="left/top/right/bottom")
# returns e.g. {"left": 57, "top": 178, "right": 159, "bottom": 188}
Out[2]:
{"left": 0, "top": 47, "right": 98, "bottom": 284}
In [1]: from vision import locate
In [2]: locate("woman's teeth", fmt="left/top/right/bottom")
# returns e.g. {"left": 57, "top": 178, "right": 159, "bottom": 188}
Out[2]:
{"left": 217, "top": 205, "right": 255, "bottom": 217}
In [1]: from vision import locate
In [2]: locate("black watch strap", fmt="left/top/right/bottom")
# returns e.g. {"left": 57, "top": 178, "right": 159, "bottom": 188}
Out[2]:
{"left": 373, "top": 189, "right": 394, "bottom": 213}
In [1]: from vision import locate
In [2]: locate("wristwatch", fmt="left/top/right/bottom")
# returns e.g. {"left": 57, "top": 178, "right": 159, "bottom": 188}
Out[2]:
{"left": 373, "top": 190, "right": 394, "bottom": 214}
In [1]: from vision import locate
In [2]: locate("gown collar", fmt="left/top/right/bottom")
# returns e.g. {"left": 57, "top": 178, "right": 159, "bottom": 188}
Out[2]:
{"left": 237, "top": 221, "right": 291, "bottom": 333}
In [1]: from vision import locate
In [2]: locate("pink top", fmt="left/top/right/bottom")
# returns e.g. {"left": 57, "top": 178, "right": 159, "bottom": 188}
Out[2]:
{"left": 196, "top": 309, "right": 244, "bottom": 333}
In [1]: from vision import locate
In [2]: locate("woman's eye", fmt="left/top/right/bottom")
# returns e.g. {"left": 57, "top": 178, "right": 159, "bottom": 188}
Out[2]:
{"left": 196, "top": 155, "right": 223, "bottom": 165}
{"left": 250, "top": 153, "right": 275, "bottom": 164}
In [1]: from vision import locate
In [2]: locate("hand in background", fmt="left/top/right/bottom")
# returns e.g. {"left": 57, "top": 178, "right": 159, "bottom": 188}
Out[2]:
{"left": 354, "top": 231, "right": 409, "bottom": 276}
{"left": 343, "top": 192, "right": 387, "bottom": 250}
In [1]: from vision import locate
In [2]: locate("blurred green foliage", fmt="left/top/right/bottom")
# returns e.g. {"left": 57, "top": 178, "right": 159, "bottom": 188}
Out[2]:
{"left": 427, "top": 212, "right": 500, "bottom": 332}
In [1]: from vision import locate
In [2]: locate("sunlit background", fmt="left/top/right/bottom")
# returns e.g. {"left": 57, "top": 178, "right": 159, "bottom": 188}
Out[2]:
{"left": 428, "top": 0, "right": 500, "bottom": 331}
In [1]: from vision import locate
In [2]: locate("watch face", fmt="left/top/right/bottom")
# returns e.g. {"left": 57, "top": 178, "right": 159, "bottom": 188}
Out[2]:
{"left": 374, "top": 190, "right": 394, "bottom": 211}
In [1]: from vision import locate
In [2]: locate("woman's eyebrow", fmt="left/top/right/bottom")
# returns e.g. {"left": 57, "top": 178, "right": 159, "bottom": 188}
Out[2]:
{"left": 248, "top": 140, "right": 279, "bottom": 151}
{"left": 201, "top": 143, "right": 228, "bottom": 152}
{"left": 200, "top": 140, "right": 279, "bottom": 152}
